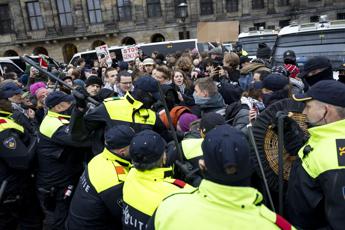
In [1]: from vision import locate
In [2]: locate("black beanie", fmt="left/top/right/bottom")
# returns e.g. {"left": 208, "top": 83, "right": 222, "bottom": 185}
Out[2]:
{"left": 256, "top": 45, "right": 272, "bottom": 59}
{"left": 85, "top": 75, "right": 102, "bottom": 87}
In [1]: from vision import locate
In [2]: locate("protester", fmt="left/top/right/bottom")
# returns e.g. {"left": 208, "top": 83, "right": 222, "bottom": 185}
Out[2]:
{"left": 191, "top": 77, "right": 225, "bottom": 117}
{"left": 143, "top": 58, "right": 155, "bottom": 74}
{"left": 113, "top": 70, "right": 134, "bottom": 97}
{"left": 172, "top": 69, "right": 194, "bottom": 106}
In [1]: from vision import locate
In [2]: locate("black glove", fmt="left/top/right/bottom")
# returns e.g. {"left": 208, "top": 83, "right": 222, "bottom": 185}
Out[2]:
{"left": 274, "top": 114, "right": 309, "bottom": 156}
{"left": 72, "top": 87, "right": 89, "bottom": 109}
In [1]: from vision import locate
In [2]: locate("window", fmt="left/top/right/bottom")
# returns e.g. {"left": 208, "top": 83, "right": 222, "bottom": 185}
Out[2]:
{"left": 57, "top": 0, "right": 73, "bottom": 26}
{"left": 254, "top": 22, "right": 266, "bottom": 30}
{"left": 252, "top": 0, "right": 264, "bottom": 9}
{"left": 226, "top": 0, "right": 238, "bottom": 12}
{"left": 337, "top": 13, "right": 345, "bottom": 20}
{"left": 179, "top": 31, "right": 190, "bottom": 39}
{"left": 310, "top": 15, "right": 319, "bottom": 22}
{"left": 279, "top": 19, "right": 290, "bottom": 28}
{"left": 118, "top": 0, "right": 131, "bottom": 21}
{"left": 0, "top": 4, "right": 11, "bottom": 34}
{"left": 278, "top": 0, "right": 289, "bottom": 6}
{"left": 147, "top": 0, "right": 161, "bottom": 18}
{"left": 26, "top": 1, "right": 44, "bottom": 30}
{"left": 200, "top": 0, "right": 213, "bottom": 15}
{"left": 87, "top": 0, "right": 102, "bottom": 24}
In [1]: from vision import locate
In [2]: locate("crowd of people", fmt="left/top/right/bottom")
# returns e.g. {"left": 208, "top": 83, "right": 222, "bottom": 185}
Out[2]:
{"left": 1, "top": 42, "right": 345, "bottom": 230}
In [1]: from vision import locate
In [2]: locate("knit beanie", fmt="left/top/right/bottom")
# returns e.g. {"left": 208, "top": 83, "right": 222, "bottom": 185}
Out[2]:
{"left": 30, "top": 82, "right": 46, "bottom": 95}
{"left": 85, "top": 75, "right": 102, "bottom": 87}
{"left": 256, "top": 43, "right": 271, "bottom": 59}
{"left": 178, "top": 113, "right": 199, "bottom": 132}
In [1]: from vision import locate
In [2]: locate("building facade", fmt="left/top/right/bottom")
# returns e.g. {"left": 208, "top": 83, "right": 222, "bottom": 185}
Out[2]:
{"left": 0, "top": 0, "right": 344, "bottom": 63}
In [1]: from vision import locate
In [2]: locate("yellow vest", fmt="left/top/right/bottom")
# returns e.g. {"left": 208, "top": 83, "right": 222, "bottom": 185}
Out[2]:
{"left": 298, "top": 119, "right": 345, "bottom": 179}
{"left": 39, "top": 111, "right": 70, "bottom": 138}
{"left": 153, "top": 180, "right": 295, "bottom": 230}
{"left": 104, "top": 92, "right": 156, "bottom": 125}
{"left": 123, "top": 167, "right": 187, "bottom": 216}
{"left": 88, "top": 148, "right": 131, "bottom": 193}
{"left": 181, "top": 138, "right": 203, "bottom": 160}
{"left": 0, "top": 116, "right": 24, "bottom": 134}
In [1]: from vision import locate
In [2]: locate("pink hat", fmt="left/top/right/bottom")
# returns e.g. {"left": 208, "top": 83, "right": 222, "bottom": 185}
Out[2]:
{"left": 30, "top": 82, "right": 46, "bottom": 95}
{"left": 178, "top": 113, "right": 198, "bottom": 132}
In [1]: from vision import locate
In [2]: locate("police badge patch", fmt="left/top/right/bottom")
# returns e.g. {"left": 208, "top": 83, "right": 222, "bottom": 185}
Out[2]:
{"left": 3, "top": 137, "right": 16, "bottom": 149}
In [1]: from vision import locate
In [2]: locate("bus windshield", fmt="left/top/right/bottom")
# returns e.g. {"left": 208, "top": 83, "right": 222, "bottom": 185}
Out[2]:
{"left": 272, "top": 29, "right": 345, "bottom": 70}
{"left": 238, "top": 35, "right": 277, "bottom": 56}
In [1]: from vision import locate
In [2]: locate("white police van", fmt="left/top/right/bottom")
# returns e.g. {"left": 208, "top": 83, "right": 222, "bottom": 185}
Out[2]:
{"left": 238, "top": 28, "right": 278, "bottom": 58}
{"left": 69, "top": 39, "right": 199, "bottom": 67}
{"left": 0, "top": 58, "right": 24, "bottom": 76}
{"left": 271, "top": 16, "right": 345, "bottom": 71}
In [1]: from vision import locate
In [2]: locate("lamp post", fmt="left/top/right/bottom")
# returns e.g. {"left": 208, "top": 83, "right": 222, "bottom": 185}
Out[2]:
{"left": 178, "top": 2, "right": 188, "bottom": 40}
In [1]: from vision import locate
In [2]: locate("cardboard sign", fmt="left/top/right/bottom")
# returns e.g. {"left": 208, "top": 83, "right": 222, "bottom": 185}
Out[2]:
{"left": 95, "top": 44, "right": 112, "bottom": 65}
{"left": 197, "top": 21, "right": 239, "bottom": 43}
{"left": 121, "top": 46, "right": 139, "bottom": 62}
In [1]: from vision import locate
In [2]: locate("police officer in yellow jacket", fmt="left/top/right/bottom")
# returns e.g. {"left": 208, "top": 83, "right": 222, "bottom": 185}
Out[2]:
{"left": 0, "top": 84, "right": 42, "bottom": 230}
{"left": 71, "top": 76, "right": 169, "bottom": 154}
{"left": 36, "top": 91, "right": 92, "bottom": 230}
{"left": 147, "top": 125, "right": 294, "bottom": 230}
{"left": 182, "top": 112, "right": 226, "bottom": 167}
{"left": 286, "top": 80, "right": 345, "bottom": 229}
{"left": 66, "top": 125, "right": 135, "bottom": 230}
{"left": 122, "top": 130, "right": 189, "bottom": 230}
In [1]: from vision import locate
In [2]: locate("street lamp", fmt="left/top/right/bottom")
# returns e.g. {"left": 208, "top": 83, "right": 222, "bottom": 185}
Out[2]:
{"left": 178, "top": 2, "right": 188, "bottom": 39}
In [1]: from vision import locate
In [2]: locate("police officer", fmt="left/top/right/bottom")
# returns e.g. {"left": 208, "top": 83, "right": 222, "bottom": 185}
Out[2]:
{"left": 0, "top": 83, "right": 42, "bottom": 229}
{"left": 147, "top": 125, "right": 294, "bottom": 230}
{"left": 0, "top": 81, "right": 37, "bottom": 135}
{"left": 71, "top": 76, "right": 168, "bottom": 154}
{"left": 66, "top": 125, "right": 135, "bottom": 230}
{"left": 182, "top": 112, "right": 226, "bottom": 164}
{"left": 286, "top": 80, "right": 345, "bottom": 229}
{"left": 122, "top": 130, "right": 189, "bottom": 230}
{"left": 36, "top": 91, "right": 92, "bottom": 230}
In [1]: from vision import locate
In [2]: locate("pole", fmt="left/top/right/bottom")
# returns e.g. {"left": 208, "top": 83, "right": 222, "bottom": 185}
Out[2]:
{"left": 276, "top": 112, "right": 287, "bottom": 216}
{"left": 182, "top": 18, "right": 187, "bottom": 39}
{"left": 247, "top": 123, "right": 276, "bottom": 212}
{"left": 20, "top": 55, "right": 100, "bottom": 106}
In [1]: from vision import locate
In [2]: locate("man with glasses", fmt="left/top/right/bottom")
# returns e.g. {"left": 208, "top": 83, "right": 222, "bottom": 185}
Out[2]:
{"left": 114, "top": 71, "right": 133, "bottom": 97}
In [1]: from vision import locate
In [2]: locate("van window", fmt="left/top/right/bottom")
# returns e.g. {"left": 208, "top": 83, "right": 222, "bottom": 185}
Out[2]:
{"left": 139, "top": 40, "right": 197, "bottom": 56}
{"left": 0, "top": 62, "right": 23, "bottom": 76}
{"left": 239, "top": 35, "right": 277, "bottom": 56}
{"left": 80, "top": 52, "right": 98, "bottom": 67}
{"left": 272, "top": 29, "right": 345, "bottom": 69}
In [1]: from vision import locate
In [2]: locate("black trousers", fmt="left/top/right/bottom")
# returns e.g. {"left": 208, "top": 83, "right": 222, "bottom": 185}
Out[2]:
{"left": 0, "top": 188, "right": 43, "bottom": 230}
{"left": 37, "top": 188, "right": 71, "bottom": 230}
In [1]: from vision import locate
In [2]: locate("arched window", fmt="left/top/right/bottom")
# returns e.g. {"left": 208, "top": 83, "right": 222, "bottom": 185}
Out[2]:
{"left": 33, "top": 46, "right": 48, "bottom": 56}
{"left": 121, "top": 37, "right": 136, "bottom": 45}
{"left": 3, "top": 50, "right": 19, "bottom": 57}
{"left": 62, "top": 43, "right": 78, "bottom": 63}
{"left": 151, "top": 33, "right": 165, "bottom": 43}
{"left": 91, "top": 40, "right": 106, "bottom": 49}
